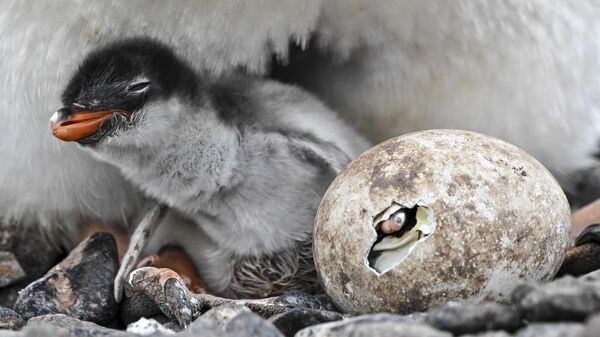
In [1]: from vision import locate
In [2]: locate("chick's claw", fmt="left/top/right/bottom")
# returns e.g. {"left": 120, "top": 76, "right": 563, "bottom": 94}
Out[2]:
{"left": 163, "top": 276, "right": 194, "bottom": 328}
{"left": 126, "top": 267, "right": 196, "bottom": 328}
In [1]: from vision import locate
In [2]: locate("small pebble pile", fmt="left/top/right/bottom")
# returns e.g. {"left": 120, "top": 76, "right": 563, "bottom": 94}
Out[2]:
{"left": 1, "top": 225, "right": 600, "bottom": 337}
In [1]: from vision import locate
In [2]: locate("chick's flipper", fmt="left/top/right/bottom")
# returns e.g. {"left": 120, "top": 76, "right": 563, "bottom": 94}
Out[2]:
{"left": 114, "top": 203, "right": 167, "bottom": 302}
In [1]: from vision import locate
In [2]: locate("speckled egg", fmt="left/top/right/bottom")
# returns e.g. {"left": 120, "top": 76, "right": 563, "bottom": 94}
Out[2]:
{"left": 313, "top": 129, "right": 571, "bottom": 314}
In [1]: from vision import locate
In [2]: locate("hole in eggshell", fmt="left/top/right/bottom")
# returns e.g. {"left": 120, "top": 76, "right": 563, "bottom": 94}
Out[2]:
{"left": 366, "top": 202, "right": 436, "bottom": 275}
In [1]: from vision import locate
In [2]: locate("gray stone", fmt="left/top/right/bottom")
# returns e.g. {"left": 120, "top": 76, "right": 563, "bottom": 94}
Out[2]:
{"left": 27, "top": 314, "right": 135, "bottom": 337}
{"left": 224, "top": 312, "right": 283, "bottom": 337}
{"left": 272, "top": 292, "right": 328, "bottom": 311}
{"left": 0, "top": 225, "right": 62, "bottom": 308}
{"left": 512, "top": 276, "right": 600, "bottom": 322}
{"left": 0, "top": 252, "right": 25, "bottom": 288}
{"left": 424, "top": 302, "right": 523, "bottom": 334}
{"left": 9, "top": 324, "right": 68, "bottom": 337}
{"left": 295, "top": 313, "right": 451, "bottom": 337}
{"left": 14, "top": 233, "right": 118, "bottom": 324}
{"left": 580, "top": 269, "right": 600, "bottom": 282}
{"left": 0, "top": 306, "right": 24, "bottom": 330}
{"left": 185, "top": 300, "right": 342, "bottom": 337}
{"left": 126, "top": 317, "right": 177, "bottom": 336}
{"left": 312, "top": 294, "right": 340, "bottom": 313}
{"left": 188, "top": 303, "right": 252, "bottom": 332}
{"left": 268, "top": 308, "right": 343, "bottom": 337}
{"left": 461, "top": 332, "right": 513, "bottom": 337}
{"left": 178, "top": 310, "right": 282, "bottom": 337}
{"left": 580, "top": 314, "right": 600, "bottom": 337}
{"left": 514, "top": 323, "right": 584, "bottom": 337}
{"left": 0, "top": 330, "right": 20, "bottom": 337}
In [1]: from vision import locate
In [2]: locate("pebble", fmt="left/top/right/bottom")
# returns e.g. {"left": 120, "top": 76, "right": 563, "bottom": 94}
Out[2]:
{"left": 512, "top": 275, "right": 600, "bottom": 322}
{"left": 181, "top": 306, "right": 283, "bottom": 337}
{"left": 268, "top": 308, "right": 343, "bottom": 337}
{"left": 0, "top": 252, "right": 25, "bottom": 288}
{"left": 424, "top": 302, "right": 523, "bottom": 335}
{"left": 0, "top": 306, "right": 25, "bottom": 330}
{"left": 461, "top": 332, "right": 513, "bottom": 337}
{"left": 126, "top": 317, "right": 176, "bottom": 336}
{"left": 580, "top": 314, "right": 600, "bottom": 337}
{"left": 513, "top": 323, "right": 584, "bottom": 337}
{"left": 13, "top": 233, "right": 118, "bottom": 324}
{"left": 188, "top": 303, "right": 252, "bottom": 332}
{"left": 295, "top": 313, "right": 450, "bottom": 337}
{"left": 224, "top": 312, "right": 283, "bottom": 337}
{"left": 26, "top": 314, "right": 134, "bottom": 337}
{"left": 0, "top": 225, "right": 62, "bottom": 308}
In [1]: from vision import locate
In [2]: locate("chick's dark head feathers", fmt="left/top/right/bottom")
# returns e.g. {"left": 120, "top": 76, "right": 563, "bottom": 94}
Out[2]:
{"left": 52, "top": 38, "right": 199, "bottom": 144}
{"left": 63, "top": 38, "right": 198, "bottom": 105}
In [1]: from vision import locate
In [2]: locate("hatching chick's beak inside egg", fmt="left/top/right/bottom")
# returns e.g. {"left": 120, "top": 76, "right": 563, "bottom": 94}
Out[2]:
{"left": 367, "top": 203, "right": 436, "bottom": 274}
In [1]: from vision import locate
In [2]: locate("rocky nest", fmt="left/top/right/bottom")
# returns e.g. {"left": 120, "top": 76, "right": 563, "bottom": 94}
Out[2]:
{"left": 1, "top": 224, "right": 600, "bottom": 337}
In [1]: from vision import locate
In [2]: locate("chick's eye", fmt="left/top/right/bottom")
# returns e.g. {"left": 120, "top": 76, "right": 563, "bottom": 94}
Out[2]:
{"left": 127, "top": 80, "right": 151, "bottom": 93}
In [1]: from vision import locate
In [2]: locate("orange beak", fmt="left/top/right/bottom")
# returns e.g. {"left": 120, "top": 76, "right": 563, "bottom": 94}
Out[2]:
{"left": 51, "top": 110, "right": 120, "bottom": 142}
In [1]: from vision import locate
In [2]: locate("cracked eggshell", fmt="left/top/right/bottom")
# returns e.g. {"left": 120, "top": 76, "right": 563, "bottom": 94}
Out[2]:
{"left": 313, "top": 129, "right": 571, "bottom": 314}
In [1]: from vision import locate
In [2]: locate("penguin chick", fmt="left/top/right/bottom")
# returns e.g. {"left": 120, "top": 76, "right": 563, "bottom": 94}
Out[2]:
{"left": 51, "top": 38, "right": 370, "bottom": 298}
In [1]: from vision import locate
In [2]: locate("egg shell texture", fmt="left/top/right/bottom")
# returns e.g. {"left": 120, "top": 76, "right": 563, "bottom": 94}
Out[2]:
{"left": 314, "top": 129, "right": 571, "bottom": 314}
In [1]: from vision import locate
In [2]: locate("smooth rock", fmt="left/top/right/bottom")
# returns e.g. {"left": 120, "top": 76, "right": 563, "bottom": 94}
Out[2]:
{"left": 513, "top": 276, "right": 600, "bottom": 322}
{"left": 461, "top": 332, "right": 513, "bottom": 337}
{"left": 0, "top": 252, "right": 25, "bottom": 288}
{"left": 14, "top": 233, "right": 118, "bottom": 324}
{"left": 0, "top": 225, "right": 62, "bottom": 308}
{"left": 185, "top": 306, "right": 282, "bottom": 337}
{"left": 224, "top": 312, "right": 283, "bottom": 337}
{"left": 127, "top": 317, "right": 176, "bottom": 336}
{"left": 0, "top": 306, "right": 24, "bottom": 330}
{"left": 580, "top": 269, "right": 600, "bottom": 282}
{"left": 185, "top": 298, "right": 342, "bottom": 337}
{"left": 188, "top": 303, "right": 252, "bottom": 332}
{"left": 312, "top": 294, "right": 340, "bottom": 313}
{"left": 272, "top": 292, "right": 329, "bottom": 311}
{"left": 8, "top": 324, "right": 68, "bottom": 337}
{"left": 424, "top": 302, "right": 523, "bottom": 334}
{"left": 514, "top": 323, "right": 584, "bottom": 337}
{"left": 268, "top": 308, "right": 343, "bottom": 337}
{"left": 27, "top": 314, "right": 133, "bottom": 337}
{"left": 295, "top": 313, "right": 450, "bottom": 337}
{"left": 581, "top": 314, "right": 600, "bottom": 337}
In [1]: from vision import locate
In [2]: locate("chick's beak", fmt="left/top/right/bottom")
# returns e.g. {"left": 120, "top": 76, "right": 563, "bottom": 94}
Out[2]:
{"left": 50, "top": 107, "right": 120, "bottom": 142}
